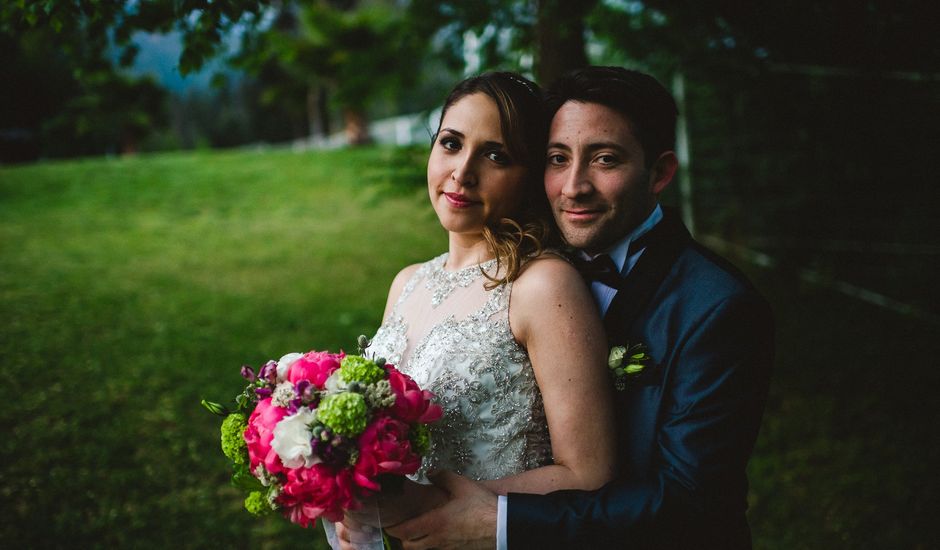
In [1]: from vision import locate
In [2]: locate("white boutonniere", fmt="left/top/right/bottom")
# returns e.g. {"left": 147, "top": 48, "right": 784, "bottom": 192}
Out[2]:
{"left": 607, "top": 342, "right": 651, "bottom": 391}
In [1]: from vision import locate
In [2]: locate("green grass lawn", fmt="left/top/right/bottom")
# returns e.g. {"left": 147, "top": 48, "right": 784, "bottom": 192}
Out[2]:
{"left": 0, "top": 147, "right": 443, "bottom": 547}
{"left": 1, "top": 147, "right": 936, "bottom": 548}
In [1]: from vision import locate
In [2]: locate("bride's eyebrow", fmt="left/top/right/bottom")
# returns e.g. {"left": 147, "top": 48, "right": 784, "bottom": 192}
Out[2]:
{"left": 441, "top": 128, "right": 506, "bottom": 149}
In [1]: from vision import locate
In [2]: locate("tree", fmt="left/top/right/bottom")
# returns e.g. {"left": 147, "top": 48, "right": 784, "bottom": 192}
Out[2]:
{"left": 235, "top": 1, "right": 425, "bottom": 145}
{"left": 404, "top": 0, "right": 600, "bottom": 83}
{"left": 0, "top": 9, "right": 167, "bottom": 159}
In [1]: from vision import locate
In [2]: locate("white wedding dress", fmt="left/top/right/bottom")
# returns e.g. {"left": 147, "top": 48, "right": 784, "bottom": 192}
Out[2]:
{"left": 322, "top": 253, "right": 553, "bottom": 549}
{"left": 369, "top": 252, "right": 553, "bottom": 482}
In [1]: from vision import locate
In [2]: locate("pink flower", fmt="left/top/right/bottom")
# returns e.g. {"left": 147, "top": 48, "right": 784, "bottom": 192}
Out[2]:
{"left": 353, "top": 414, "right": 422, "bottom": 490}
{"left": 244, "top": 397, "right": 288, "bottom": 475}
{"left": 386, "top": 367, "right": 443, "bottom": 423}
{"left": 288, "top": 350, "right": 344, "bottom": 388}
{"left": 279, "top": 464, "right": 360, "bottom": 526}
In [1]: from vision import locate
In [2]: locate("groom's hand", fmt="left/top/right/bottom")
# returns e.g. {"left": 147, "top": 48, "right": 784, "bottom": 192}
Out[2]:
{"left": 385, "top": 471, "right": 497, "bottom": 550}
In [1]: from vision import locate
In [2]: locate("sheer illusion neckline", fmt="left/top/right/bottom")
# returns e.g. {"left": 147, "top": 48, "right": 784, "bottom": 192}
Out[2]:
{"left": 439, "top": 253, "right": 498, "bottom": 274}
{"left": 426, "top": 253, "right": 499, "bottom": 308}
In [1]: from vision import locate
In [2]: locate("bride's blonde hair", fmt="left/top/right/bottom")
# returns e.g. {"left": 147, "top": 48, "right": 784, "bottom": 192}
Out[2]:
{"left": 434, "top": 72, "right": 559, "bottom": 288}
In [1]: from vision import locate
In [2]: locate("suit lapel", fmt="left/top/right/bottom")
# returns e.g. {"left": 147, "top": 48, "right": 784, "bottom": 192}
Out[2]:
{"left": 603, "top": 207, "right": 691, "bottom": 343}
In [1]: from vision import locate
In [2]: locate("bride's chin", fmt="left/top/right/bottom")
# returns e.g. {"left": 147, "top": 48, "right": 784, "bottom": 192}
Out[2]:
{"left": 438, "top": 218, "right": 486, "bottom": 237}
{"left": 436, "top": 211, "right": 481, "bottom": 232}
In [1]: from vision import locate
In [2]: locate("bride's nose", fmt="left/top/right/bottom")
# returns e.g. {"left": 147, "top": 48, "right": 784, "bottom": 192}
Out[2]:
{"left": 451, "top": 156, "right": 477, "bottom": 188}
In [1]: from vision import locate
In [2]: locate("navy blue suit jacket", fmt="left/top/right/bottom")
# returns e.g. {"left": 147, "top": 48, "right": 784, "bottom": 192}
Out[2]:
{"left": 507, "top": 208, "right": 774, "bottom": 549}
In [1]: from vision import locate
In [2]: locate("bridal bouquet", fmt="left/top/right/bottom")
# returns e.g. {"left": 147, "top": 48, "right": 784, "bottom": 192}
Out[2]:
{"left": 202, "top": 338, "right": 442, "bottom": 529}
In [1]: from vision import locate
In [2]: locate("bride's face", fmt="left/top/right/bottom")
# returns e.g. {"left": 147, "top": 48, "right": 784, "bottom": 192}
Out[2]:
{"left": 427, "top": 93, "right": 528, "bottom": 237}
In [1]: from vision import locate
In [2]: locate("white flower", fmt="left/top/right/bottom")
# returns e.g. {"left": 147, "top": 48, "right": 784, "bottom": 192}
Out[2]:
{"left": 365, "top": 379, "right": 396, "bottom": 409}
{"left": 276, "top": 352, "right": 303, "bottom": 382}
{"left": 271, "top": 382, "right": 297, "bottom": 408}
{"left": 271, "top": 407, "right": 319, "bottom": 469}
{"left": 253, "top": 464, "right": 276, "bottom": 487}
{"left": 608, "top": 345, "right": 627, "bottom": 368}
{"left": 323, "top": 370, "right": 348, "bottom": 394}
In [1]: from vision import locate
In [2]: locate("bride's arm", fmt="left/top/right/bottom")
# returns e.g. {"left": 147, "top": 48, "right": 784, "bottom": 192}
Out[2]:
{"left": 485, "top": 255, "right": 617, "bottom": 495}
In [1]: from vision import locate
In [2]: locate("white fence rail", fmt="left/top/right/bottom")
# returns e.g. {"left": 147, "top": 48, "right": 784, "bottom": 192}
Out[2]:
{"left": 291, "top": 108, "right": 443, "bottom": 151}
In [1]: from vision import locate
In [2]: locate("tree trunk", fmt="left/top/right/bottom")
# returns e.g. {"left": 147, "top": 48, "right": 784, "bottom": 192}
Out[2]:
{"left": 343, "top": 107, "right": 371, "bottom": 146}
{"left": 535, "top": 0, "right": 598, "bottom": 85}
{"left": 120, "top": 127, "right": 140, "bottom": 156}
{"left": 306, "top": 85, "right": 332, "bottom": 139}
{"left": 672, "top": 71, "right": 696, "bottom": 236}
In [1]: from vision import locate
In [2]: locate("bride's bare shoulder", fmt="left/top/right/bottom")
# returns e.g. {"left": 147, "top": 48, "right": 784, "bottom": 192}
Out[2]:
{"left": 516, "top": 251, "right": 581, "bottom": 285}
{"left": 509, "top": 251, "right": 600, "bottom": 346}
{"left": 512, "top": 251, "right": 589, "bottom": 306}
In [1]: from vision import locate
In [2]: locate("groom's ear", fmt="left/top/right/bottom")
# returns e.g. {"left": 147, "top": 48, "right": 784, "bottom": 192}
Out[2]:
{"left": 649, "top": 151, "right": 678, "bottom": 196}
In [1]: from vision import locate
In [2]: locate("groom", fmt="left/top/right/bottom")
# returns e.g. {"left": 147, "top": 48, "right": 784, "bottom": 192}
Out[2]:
{"left": 385, "top": 66, "right": 774, "bottom": 549}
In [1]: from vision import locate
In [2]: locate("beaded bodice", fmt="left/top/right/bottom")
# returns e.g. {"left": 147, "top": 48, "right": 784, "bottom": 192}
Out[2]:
{"left": 369, "top": 253, "right": 552, "bottom": 481}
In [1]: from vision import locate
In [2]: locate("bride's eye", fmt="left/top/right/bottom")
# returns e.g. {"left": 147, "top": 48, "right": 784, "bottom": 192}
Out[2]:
{"left": 439, "top": 136, "right": 461, "bottom": 151}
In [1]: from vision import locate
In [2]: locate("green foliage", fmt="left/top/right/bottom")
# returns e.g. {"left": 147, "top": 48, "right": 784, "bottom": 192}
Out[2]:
{"left": 0, "top": 146, "right": 441, "bottom": 547}
{"left": 406, "top": 0, "right": 538, "bottom": 74}
{"left": 42, "top": 71, "right": 168, "bottom": 156}
{"left": 1, "top": 5, "right": 169, "bottom": 160}
{"left": 231, "top": 463, "right": 263, "bottom": 492}
{"left": 231, "top": 1, "right": 434, "bottom": 142}
{"left": 1, "top": 0, "right": 271, "bottom": 75}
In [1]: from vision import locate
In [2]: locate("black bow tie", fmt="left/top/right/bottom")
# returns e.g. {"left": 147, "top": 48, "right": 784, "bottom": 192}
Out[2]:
{"left": 572, "top": 231, "right": 654, "bottom": 290}
{"left": 573, "top": 253, "right": 625, "bottom": 289}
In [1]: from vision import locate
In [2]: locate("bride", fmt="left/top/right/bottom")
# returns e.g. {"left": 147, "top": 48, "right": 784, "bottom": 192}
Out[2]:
{"left": 338, "top": 72, "right": 616, "bottom": 545}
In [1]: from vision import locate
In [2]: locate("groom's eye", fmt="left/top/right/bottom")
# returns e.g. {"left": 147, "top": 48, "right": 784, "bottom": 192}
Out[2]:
{"left": 547, "top": 153, "right": 567, "bottom": 165}
{"left": 595, "top": 154, "right": 619, "bottom": 166}
{"left": 485, "top": 150, "right": 512, "bottom": 165}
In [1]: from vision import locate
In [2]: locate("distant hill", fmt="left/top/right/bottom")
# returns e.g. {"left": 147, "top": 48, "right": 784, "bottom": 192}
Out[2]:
{"left": 124, "top": 30, "right": 238, "bottom": 93}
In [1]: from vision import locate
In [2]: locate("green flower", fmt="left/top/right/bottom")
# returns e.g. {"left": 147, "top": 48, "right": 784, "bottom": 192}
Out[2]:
{"left": 220, "top": 413, "right": 248, "bottom": 464}
{"left": 317, "top": 392, "right": 368, "bottom": 436}
{"left": 410, "top": 423, "right": 431, "bottom": 455}
{"left": 339, "top": 355, "right": 386, "bottom": 385}
{"left": 244, "top": 491, "right": 273, "bottom": 516}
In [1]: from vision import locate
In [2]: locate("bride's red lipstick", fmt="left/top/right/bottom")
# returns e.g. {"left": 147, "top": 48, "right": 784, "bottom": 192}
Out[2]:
{"left": 444, "top": 192, "right": 478, "bottom": 208}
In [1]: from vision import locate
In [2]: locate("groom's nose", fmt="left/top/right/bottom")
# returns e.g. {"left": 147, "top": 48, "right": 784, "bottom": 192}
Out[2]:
{"left": 559, "top": 161, "right": 593, "bottom": 198}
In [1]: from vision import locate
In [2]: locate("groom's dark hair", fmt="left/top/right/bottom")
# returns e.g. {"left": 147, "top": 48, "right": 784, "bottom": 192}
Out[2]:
{"left": 545, "top": 66, "right": 677, "bottom": 168}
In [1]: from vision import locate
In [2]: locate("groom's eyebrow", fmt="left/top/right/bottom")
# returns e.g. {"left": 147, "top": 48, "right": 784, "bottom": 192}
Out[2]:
{"left": 546, "top": 141, "right": 626, "bottom": 153}
{"left": 585, "top": 141, "right": 627, "bottom": 153}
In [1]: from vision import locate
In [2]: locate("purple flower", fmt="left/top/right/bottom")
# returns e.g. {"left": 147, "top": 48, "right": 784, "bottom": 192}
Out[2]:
{"left": 240, "top": 365, "right": 256, "bottom": 382}
{"left": 259, "top": 360, "right": 278, "bottom": 383}
{"left": 255, "top": 387, "right": 272, "bottom": 399}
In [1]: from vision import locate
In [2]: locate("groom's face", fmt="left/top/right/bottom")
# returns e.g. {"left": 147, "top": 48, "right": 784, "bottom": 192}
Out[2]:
{"left": 545, "top": 101, "right": 658, "bottom": 254}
